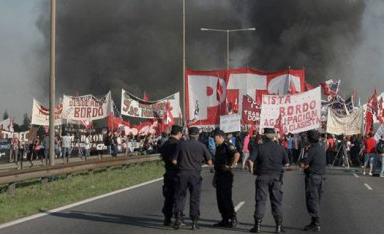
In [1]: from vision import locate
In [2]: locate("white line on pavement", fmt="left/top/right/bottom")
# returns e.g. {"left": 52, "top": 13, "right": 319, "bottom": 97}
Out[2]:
{"left": 353, "top": 173, "right": 359, "bottom": 178}
{"left": 234, "top": 201, "right": 245, "bottom": 212}
{"left": 364, "top": 183, "right": 373, "bottom": 191}
{"left": 0, "top": 177, "right": 163, "bottom": 230}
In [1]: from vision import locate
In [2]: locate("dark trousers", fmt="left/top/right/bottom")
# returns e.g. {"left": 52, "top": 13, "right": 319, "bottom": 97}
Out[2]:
{"left": 174, "top": 171, "right": 202, "bottom": 220}
{"left": 162, "top": 171, "right": 177, "bottom": 218}
{"left": 287, "top": 149, "right": 294, "bottom": 164}
{"left": 305, "top": 174, "right": 323, "bottom": 219}
{"left": 326, "top": 151, "right": 334, "bottom": 165}
{"left": 215, "top": 171, "right": 235, "bottom": 220}
{"left": 254, "top": 174, "right": 283, "bottom": 221}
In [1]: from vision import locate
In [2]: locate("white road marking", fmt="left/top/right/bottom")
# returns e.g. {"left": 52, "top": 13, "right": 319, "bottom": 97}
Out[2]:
{"left": 234, "top": 201, "right": 245, "bottom": 212}
{"left": 0, "top": 177, "right": 163, "bottom": 230}
{"left": 364, "top": 183, "right": 373, "bottom": 191}
{"left": 353, "top": 173, "right": 359, "bottom": 178}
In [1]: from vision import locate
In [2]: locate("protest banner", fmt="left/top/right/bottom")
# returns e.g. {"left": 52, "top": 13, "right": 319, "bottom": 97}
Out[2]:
{"left": 326, "top": 107, "right": 362, "bottom": 135}
{"left": 0, "top": 118, "right": 14, "bottom": 132}
{"left": 241, "top": 95, "right": 260, "bottom": 126}
{"left": 185, "top": 67, "right": 307, "bottom": 127}
{"left": 121, "top": 89, "right": 181, "bottom": 119}
{"left": 220, "top": 114, "right": 241, "bottom": 133}
{"left": 259, "top": 87, "right": 321, "bottom": 134}
{"left": 31, "top": 99, "right": 63, "bottom": 126}
{"left": 62, "top": 91, "right": 112, "bottom": 121}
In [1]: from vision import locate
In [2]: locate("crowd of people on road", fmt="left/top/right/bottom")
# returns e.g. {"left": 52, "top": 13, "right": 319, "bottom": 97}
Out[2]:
{"left": 6, "top": 124, "right": 384, "bottom": 178}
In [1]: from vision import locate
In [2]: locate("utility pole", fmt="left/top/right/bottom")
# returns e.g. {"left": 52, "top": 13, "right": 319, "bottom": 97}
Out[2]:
{"left": 49, "top": 0, "right": 56, "bottom": 166}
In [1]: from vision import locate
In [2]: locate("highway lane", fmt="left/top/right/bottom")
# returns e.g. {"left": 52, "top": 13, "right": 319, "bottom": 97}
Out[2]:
{"left": 0, "top": 167, "right": 383, "bottom": 234}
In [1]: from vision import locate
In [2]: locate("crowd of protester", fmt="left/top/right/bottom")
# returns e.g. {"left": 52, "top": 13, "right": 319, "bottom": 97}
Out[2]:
{"left": 4, "top": 127, "right": 384, "bottom": 177}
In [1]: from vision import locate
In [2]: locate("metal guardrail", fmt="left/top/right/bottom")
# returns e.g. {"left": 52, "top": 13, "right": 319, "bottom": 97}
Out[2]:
{"left": 0, "top": 154, "right": 161, "bottom": 193}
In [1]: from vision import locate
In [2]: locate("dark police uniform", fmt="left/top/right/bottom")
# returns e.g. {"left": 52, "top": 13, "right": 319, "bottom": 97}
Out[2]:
{"left": 301, "top": 141, "right": 326, "bottom": 231}
{"left": 172, "top": 138, "right": 212, "bottom": 224}
{"left": 159, "top": 136, "right": 179, "bottom": 222}
{"left": 249, "top": 135, "right": 288, "bottom": 233}
{"left": 214, "top": 141, "right": 238, "bottom": 226}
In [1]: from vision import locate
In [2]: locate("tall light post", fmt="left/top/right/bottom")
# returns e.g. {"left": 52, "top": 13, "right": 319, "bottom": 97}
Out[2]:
{"left": 200, "top": 27, "right": 255, "bottom": 70}
{"left": 49, "top": 0, "right": 56, "bottom": 166}
{"left": 182, "top": 0, "right": 186, "bottom": 124}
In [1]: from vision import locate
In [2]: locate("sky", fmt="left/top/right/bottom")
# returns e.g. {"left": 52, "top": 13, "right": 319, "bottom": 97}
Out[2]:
{"left": 0, "top": 0, "right": 46, "bottom": 122}
{"left": 0, "top": 0, "right": 383, "bottom": 123}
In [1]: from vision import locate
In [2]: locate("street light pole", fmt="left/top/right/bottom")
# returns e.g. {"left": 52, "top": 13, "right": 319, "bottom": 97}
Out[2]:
{"left": 182, "top": 0, "right": 186, "bottom": 124}
{"left": 200, "top": 27, "right": 255, "bottom": 70}
{"left": 49, "top": 0, "right": 56, "bottom": 166}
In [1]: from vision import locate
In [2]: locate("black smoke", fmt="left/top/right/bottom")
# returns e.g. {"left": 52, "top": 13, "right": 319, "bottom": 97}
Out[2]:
{"left": 35, "top": 0, "right": 383, "bottom": 107}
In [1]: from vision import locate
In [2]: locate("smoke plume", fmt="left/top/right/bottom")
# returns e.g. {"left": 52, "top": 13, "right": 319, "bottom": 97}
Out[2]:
{"left": 35, "top": 0, "right": 383, "bottom": 109}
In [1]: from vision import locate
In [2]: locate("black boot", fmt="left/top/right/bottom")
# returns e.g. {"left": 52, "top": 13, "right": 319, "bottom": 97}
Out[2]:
{"left": 191, "top": 219, "right": 199, "bottom": 230}
{"left": 230, "top": 216, "right": 238, "bottom": 228}
{"left": 163, "top": 216, "right": 172, "bottom": 226}
{"left": 173, "top": 213, "right": 182, "bottom": 230}
{"left": 274, "top": 217, "right": 285, "bottom": 234}
{"left": 249, "top": 219, "right": 262, "bottom": 233}
{"left": 213, "top": 219, "right": 229, "bottom": 227}
{"left": 304, "top": 217, "right": 320, "bottom": 232}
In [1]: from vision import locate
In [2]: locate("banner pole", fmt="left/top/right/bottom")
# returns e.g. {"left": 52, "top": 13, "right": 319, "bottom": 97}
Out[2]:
{"left": 49, "top": 0, "right": 56, "bottom": 166}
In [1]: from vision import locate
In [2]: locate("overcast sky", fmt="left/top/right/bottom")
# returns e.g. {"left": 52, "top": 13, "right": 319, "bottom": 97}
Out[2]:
{"left": 0, "top": 0, "right": 46, "bottom": 122}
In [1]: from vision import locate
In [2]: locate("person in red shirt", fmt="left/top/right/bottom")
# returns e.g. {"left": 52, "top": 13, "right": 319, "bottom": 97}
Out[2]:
{"left": 361, "top": 132, "right": 377, "bottom": 176}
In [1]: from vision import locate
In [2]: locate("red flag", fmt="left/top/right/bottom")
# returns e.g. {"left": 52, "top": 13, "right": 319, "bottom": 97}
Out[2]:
{"left": 274, "top": 113, "right": 285, "bottom": 137}
{"left": 367, "top": 90, "right": 378, "bottom": 115}
{"left": 304, "top": 82, "right": 314, "bottom": 91}
{"left": 288, "top": 80, "right": 297, "bottom": 94}
{"left": 143, "top": 92, "right": 149, "bottom": 101}
{"left": 80, "top": 120, "right": 93, "bottom": 129}
{"left": 377, "top": 96, "right": 384, "bottom": 124}
{"left": 365, "top": 111, "right": 373, "bottom": 135}
{"left": 216, "top": 78, "right": 223, "bottom": 102}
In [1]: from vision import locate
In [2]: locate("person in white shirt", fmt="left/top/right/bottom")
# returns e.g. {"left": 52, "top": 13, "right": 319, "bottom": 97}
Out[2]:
{"left": 62, "top": 133, "right": 72, "bottom": 163}
{"left": 84, "top": 133, "right": 91, "bottom": 159}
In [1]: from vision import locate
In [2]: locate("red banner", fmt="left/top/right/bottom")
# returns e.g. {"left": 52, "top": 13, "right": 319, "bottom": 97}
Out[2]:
{"left": 185, "top": 67, "right": 306, "bottom": 127}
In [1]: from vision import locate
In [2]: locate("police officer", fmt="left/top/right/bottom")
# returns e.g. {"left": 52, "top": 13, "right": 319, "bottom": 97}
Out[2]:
{"left": 247, "top": 128, "right": 289, "bottom": 234}
{"left": 172, "top": 127, "right": 213, "bottom": 230}
{"left": 299, "top": 130, "right": 326, "bottom": 232}
{"left": 212, "top": 129, "right": 240, "bottom": 228}
{"left": 159, "top": 125, "right": 183, "bottom": 226}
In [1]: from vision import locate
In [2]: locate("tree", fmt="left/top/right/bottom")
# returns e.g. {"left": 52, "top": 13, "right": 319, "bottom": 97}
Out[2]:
{"left": 21, "top": 113, "right": 31, "bottom": 131}
{"left": 2, "top": 110, "right": 9, "bottom": 120}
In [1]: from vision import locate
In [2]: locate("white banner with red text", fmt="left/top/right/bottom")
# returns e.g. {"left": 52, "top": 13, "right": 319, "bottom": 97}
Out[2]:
{"left": 259, "top": 87, "right": 321, "bottom": 134}
{"left": 120, "top": 89, "right": 181, "bottom": 119}
{"left": 31, "top": 99, "right": 63, "bottom": 126}
{"left": 62, "top": 91, "right": 112, "bottom": 121}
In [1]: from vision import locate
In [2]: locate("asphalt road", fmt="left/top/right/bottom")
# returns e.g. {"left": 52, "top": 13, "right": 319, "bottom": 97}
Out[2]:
{"left": 0, "top": 167, "right": 383, "bottom": 234}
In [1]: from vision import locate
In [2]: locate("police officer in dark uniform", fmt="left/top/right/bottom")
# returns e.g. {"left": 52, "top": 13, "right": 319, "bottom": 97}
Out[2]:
{"left": 212, "top": 129, "right": 240, "bottom": 228}
{"left": 300, "top": 130, "right": 326, "bottom": 232}
{"left": 247, "top": 128, "right": 289, "bottom": 234}
{"left": 159, "top": 125, "right": 183, "bottom": 226}
{"left": 172, "top": 127, "right": 213, "bottom": 230}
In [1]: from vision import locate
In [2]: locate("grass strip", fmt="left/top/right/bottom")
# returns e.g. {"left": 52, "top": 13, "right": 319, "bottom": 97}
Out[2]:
{"left": 0, "top": 160, "right": 164, "bottom": 224}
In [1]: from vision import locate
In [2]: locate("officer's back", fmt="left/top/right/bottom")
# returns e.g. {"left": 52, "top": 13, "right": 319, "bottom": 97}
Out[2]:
{"left": 173, "top": 138, "right": 212, "bottom": 172}
{"left": 305, "top": 141, "right": 326, "bottom": 175}
{"left": 160, "top": 136, "right": 179, "bottom": 172}
{"left": 252, "top": 137, "right": 288, "bottom": 175}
